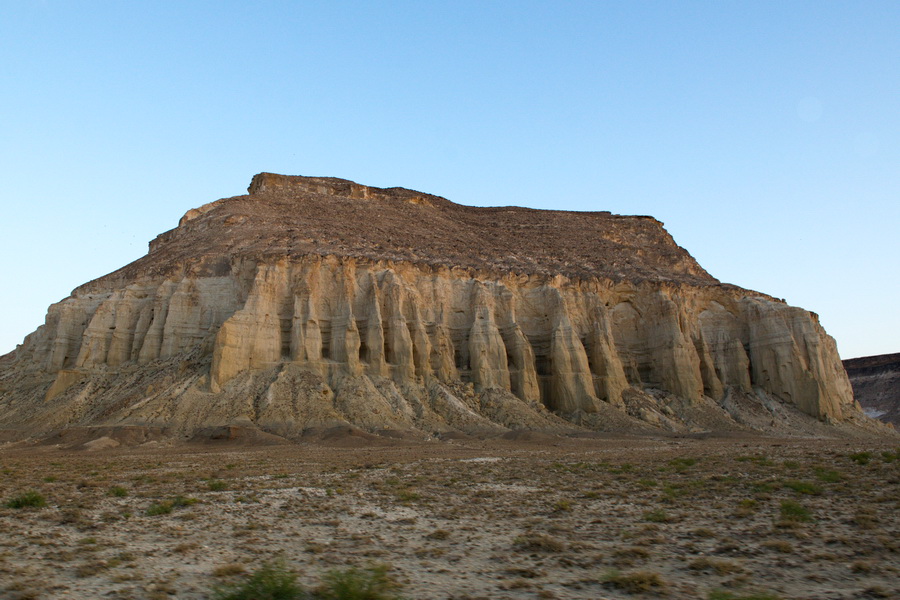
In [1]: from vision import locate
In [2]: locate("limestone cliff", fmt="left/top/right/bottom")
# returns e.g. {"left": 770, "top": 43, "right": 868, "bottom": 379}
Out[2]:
{"left": 0, "top": 173, "right": 873, "bottom": 442}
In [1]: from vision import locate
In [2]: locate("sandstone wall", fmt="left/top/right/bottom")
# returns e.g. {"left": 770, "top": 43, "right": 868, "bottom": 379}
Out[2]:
{"left": 11, "top": 255, "right": 856, "bottom": 426}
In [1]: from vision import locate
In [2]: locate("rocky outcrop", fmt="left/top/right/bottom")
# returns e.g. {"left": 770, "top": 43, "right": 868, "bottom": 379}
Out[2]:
{"left": 0, "top": 173, "right": 875, "bottom": 441}
{"left": 843, "top": 353, "right": 900, "bottom": 427}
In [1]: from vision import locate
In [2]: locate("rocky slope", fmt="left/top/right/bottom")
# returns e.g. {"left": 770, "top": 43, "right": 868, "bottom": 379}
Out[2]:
{"left": 0, "top": 173, "right": 878, "bottom": 443}
{"left": 843, "top": 353, "right": 900, "bottom": 427}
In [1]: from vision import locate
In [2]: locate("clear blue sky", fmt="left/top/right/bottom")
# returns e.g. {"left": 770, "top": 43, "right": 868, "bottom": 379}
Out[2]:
{"left": 1, "top": 1, "right": 897, "bottom": 359}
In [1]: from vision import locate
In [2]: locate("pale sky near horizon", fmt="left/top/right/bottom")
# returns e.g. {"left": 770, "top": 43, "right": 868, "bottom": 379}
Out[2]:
{"left": 1, "top": 1, "right": 897, "bottom": 360}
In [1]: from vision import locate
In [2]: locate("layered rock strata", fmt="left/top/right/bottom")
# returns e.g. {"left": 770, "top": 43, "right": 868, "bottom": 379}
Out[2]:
{"left": 0, "top": 174, "right": 869, "bottom": 441}
{"left": 843, "top": 353, "right": 900, "bottom": 427}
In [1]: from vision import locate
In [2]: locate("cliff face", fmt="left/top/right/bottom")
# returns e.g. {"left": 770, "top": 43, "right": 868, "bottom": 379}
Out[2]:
{"left": 843, "top": 353, "right": 900, "bottom": 427}
{"left": 0, "top": 174, "right": 870, "bottom": 441}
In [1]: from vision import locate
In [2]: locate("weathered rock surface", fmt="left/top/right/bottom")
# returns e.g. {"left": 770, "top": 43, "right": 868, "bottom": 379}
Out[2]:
{"left": 0, "top": 173, "right": 879, "bottom": 442}
{"left": 843, "top": 353, "right": 900, "bottom": 427}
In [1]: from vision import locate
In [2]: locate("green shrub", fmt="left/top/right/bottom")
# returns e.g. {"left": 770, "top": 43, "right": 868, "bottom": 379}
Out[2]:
{"left": 814, "top": 467, "right": 841, "bottom": 483}
{"left": 316, "top": 564, "right": 401, "bottom": 600}
{"left": 394, "top": 489, "right": 420, "bottom": 502}
{"left": 642, "top": 508, "right": 671, "bottom": 523}
{"left": 146, "top": 502, "right": 173, "bottom": 516}
{"left": 209, "top": 480, "right": 228, "bottom": 491}
{"left": 783, "top": 480, "right": 822, "bottom": 495}
{"left": 211, "top": 562, "right": 403, "bottom": 600}
{"left": 669, "top": 457, "right": 697, "bottom": 471}
{"left": 849, "top": 451, "right": 872, "bottom": 465}
{"left": 108, "top": 486, "right": 128, "bottom": 497}
{"left": 146, "top": 496, "right": 197, "bottom": 516}
{"left": 212, "top": 561, "right": 304, "bottom": 600}
{"left": 5, "top": 490, "right": 47, "bottom": 509}
{"left": 172, "top": 495, "right": 198, "bottom": 507}
{"left": 779, "top": 500, "right": 812, "bottom": 523}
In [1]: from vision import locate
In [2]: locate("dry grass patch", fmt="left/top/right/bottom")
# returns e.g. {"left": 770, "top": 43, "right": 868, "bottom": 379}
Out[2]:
{"left": 512, "top": 532, "right": 566, "bottom": 553}
{"left": 601, "top": 568, "right": 667, "bottom": 594}
{"left": 687, "top": 557, "right": 743, "bottom": 575}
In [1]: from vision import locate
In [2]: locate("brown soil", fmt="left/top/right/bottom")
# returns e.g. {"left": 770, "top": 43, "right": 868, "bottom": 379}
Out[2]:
{"left": 1, "top": 434, "right": 897, "bottom": 599}
{"left": 80, "top": 173, "right": 716, "bottom": 294}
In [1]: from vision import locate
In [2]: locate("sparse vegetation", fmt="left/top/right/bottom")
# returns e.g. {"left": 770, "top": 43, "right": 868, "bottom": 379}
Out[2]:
{"left": 316, "top": 564, "right": 401, "bottom": 600}
{"left": 814, "top": 467, "right": 841, "bottom": 483}
{"left": 852, "top": 509, "right": 879, "bottom": 529}
{"left": 642, "top": 508, "right": 671, "bottom": 523}
{"left": 669, "top": 457, "right": 697, "bottom": 471}
{"left": 210, "top": 561, "right": 401, "bottom": 600}
{"left": 779, "top": 500, "right": 813, "bottom": 523}
{"left": 213, "top": 563, "right": 247, "bottom": 577}
{"left": 425, "top": 529, "right": 450, "bottom": 540}
{"left": 783, "top": 480, "right": 823, "bottom": 495}
{"left": 5, "top": 490, "right": 46, "bottom": 509}
{"left": 146, "top": 501, "right": 173, "bottom": 516}
{"left": 849, "top": 451, "right": 872, "bottom": 465}
{"left": 211, "top": 560, "right": 304, "bottom": 600}
{"left": 0, "top": 438, "right": 896, "bottom": 598}
{"left": 612, "top": 546, "right": 651, "bottom": 567}
{"left": 108, "top": 486, "right": 128, "bottom": 497}
{"left": 762, "top": 540, "right": 794, "bottom": 553}
{"left": 688, "top": 557, "right": 743, "bottom": 575}
{"left": 601, "top": 569, "right": 667, "bottom": 593}
{"left": 551, "top": 498, "right": 572, "bottom": 512}
{"left": 146, "top": 495, "right": 198, "bottom": 516}
{"left": 512, "top": 533, "right": 566, "bottom": 552}
{"left": 708, "top": 591, "right": 782, "bottom": 600}
{"left": 394, "top": 489, "right": 420, "bottom": 503}
{"left": 733, "top": 498, "right": 757, "bottom": 517}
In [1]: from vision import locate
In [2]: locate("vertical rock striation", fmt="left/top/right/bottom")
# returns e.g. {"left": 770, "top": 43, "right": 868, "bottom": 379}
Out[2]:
{"left": 0, "top": 173, "right": 868, "bottom": 439}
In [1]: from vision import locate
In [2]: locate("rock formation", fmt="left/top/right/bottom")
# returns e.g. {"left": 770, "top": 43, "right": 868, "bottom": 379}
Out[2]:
{"left": 843, "top": 353, "right": 900, "bottom": 427}
{"left": 0, "top": 173, "right": 877, "bottom": 443}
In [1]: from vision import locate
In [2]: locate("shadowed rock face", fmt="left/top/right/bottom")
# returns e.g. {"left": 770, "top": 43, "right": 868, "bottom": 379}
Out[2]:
{"left": 0, "top": 173, "right": 873, "bottom": 441}
{"left": 843, "top": 353, "right": 900, "bottom": 426}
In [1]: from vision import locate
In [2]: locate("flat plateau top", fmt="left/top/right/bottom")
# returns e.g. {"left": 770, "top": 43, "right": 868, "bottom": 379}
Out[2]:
{"left": 843, "top": 352, "right": 900, "bottom": 371}
{"left": 93, "top": 173, "right": 718, "bottom": 289}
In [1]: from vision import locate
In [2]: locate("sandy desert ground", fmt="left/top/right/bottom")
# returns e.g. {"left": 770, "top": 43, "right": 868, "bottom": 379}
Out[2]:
{"left": 0, "top": 431, "right": 897, "bottom": 600}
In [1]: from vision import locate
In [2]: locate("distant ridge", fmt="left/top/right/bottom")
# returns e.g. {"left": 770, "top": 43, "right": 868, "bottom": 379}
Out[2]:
{"left": 843, "top": 353, "right": 900, "bottom": 426}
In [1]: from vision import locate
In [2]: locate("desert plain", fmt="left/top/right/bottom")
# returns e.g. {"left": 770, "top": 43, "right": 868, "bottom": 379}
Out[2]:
{"left": 0, "top": 432, "right": 897, "bottom": 600}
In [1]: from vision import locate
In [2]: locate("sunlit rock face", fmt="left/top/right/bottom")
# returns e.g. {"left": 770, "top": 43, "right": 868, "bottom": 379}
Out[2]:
{"left": 0, "top": 173, "right": 867, "bottom": 440}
